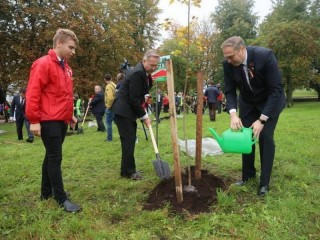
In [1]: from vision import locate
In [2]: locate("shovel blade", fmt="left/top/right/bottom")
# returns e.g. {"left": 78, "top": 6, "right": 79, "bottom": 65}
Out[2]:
{"left": 77, "top": 128, "right": 84, "bottom": 134}
{"left": 153, "top": 159, "right": 171, "bottom": 180}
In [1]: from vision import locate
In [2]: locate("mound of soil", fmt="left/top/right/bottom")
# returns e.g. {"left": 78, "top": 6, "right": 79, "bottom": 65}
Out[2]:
{"left": 143, "top": 167, "right": 227, "bottom": 215}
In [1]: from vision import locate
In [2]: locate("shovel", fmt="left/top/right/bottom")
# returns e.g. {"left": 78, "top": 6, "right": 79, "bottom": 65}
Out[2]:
{"left": 148, "top": 124, "right": 171, "bottom": 180}
{"left": 77, "top": 99, "right": 91, "bottom": 134}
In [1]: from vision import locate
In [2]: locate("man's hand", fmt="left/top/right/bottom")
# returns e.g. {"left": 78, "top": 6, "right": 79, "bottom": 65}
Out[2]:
{"left": 230, "top": 112, "right": 243, "bottom": 130}
{"left": 30, "top": 123, "right": 41, "bottom": 136}
{"left": 70, "top": 116, "right": 78, "bottom": 129}
{"left": 143, "top": 117, "right": 152, "bottom": 127}
{"left": 251, "top": 120, "right": 264, "bottom": 139}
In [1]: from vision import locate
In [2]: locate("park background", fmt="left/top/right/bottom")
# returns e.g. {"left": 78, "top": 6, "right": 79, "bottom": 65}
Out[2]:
{"left": 1, "top": 0, "right": 320, "bottom": 239}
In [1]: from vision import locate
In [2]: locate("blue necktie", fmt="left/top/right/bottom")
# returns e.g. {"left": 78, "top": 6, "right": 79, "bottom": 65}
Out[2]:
{"left": 59, "top": 60, "right": 64, "bottom": 70}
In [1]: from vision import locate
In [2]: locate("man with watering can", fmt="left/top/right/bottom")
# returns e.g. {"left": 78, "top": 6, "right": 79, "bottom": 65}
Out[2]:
{"left": 221, "top": 36, "right": 286, "bottom": 197}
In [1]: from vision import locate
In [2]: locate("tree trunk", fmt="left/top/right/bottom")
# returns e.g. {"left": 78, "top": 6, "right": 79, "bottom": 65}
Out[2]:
{"left": 285, "top": 75, "right": 294, "bottom": 108}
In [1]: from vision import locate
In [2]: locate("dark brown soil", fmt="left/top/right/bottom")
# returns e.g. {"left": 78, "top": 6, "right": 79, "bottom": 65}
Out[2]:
{"left": 143, "top": 167, "right": 228, "bottom": 215}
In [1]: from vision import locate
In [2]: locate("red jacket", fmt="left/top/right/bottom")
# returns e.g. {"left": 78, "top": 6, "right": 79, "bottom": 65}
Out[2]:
{"left": 26, "top": 49, "right": 74, "bottom": 124}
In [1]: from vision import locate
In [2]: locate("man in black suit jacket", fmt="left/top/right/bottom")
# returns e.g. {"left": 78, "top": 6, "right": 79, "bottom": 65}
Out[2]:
{"left": 10, "top": 88, "right": 34, "bottom": 142}
{"left": 111, "top": 49, "right": 160, "bottom": 180}
{"left": 221, "top": 36, "right": 286, "bottom": 196}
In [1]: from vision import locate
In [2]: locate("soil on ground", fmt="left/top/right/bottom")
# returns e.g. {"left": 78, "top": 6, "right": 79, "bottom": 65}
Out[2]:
{"left": 143, "top": 167, "right": 228, "bottom": 215}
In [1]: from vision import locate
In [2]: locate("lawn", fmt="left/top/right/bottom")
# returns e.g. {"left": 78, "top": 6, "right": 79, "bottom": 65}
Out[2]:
{"left": 0, "top": 102, "right": 319, "bottom": 239}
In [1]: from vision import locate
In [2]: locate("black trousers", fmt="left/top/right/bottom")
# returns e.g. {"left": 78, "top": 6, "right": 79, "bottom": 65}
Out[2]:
{"left": 241, "top": 109, "right": 279, "bottom": 187}
{"left": 40, "top": 121, "right": 68, "bottom": 204}
{"left": 95, "top": 112, "right": 105, "bottom": 131}
{"left": 208, "top": 102, "right": 217, "bottom": 120}
{"left": 114, "top": 114, "right": 137, "bottom": 176}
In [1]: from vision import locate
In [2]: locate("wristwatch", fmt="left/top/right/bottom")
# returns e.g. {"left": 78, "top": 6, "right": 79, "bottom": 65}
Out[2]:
{"left": 259, "top": 118, "right": 266, "bottom": 125}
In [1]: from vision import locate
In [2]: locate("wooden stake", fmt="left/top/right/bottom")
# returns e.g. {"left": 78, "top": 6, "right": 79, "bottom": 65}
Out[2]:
{"left": 166, "top": 59, "right": 183, "bottom": 203}
{"left": 195, "top": 71, "right": 204, "bottom": 180}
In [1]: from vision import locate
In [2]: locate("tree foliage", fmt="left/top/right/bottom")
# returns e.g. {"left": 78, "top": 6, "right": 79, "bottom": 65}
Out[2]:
{"left": 0, "top": 0, "right": 160, "bottom": 101}
{"left": 258, "top": 0, "right": 320, "bottom": 105}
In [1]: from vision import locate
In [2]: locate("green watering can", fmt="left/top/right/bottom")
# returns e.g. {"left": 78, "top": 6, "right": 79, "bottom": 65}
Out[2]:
{"left": 209, "top": 127, "right": 257, "bottom": 154}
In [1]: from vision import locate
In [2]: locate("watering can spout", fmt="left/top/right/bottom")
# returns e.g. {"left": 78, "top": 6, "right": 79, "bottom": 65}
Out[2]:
{"left": 209, "top": 128, "right": 222, "bottom": 145}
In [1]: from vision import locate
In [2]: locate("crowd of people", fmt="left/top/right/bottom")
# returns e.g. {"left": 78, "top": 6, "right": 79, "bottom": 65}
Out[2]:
{"left": 1, "top": 29, "right": 285, "bottom": 213}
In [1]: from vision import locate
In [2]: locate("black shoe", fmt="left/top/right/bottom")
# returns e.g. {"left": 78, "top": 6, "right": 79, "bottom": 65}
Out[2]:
{"left": 121, "top": 172, "right": 143, "bottom": 180}
{"left": 26, "top": 138, "right": 34, "bottom": 143}
{"left": 258, "top": 186, "right": 269, "bottom": 197}
{"left": 234, "top": 177, "right": 255, "bottom": 186}
{"left": 40, "top": 193, "right": 53, "bottom": 200}
{"left": 60, "top": 199, "right": 82, "bottom": 213}
{"left": 40, "top": 192, "right": 70, "bottom": 201}
{"left": 130, "top": 172, "right": 143, "bottom": 180}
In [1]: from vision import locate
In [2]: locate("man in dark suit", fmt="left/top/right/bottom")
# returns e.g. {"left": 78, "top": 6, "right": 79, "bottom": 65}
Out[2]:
{"left": 111, "top": 49, "right": 159, "bottom": 180}
{"left": 221, "top": 36, "right": 286, "bottom": 196}
{"left": 204, "top": 80, "right": 220, "bottom": 121}
{"left": 90, "top": 85, "right": 106, "bottom": 132}
{"left": 10, "top": 88, "right": 34, "bottom": 142}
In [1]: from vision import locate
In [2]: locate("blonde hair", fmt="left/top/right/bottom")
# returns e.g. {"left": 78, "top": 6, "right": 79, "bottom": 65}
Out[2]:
{"left": 53, "top": 28, "right": 79, "bottom": 48}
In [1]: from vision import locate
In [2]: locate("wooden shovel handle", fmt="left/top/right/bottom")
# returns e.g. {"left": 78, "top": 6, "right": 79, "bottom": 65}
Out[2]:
{"left": 148, "top": 124, "right": 159, "bottom": 154}
{"left": 81, "top": 98, "right": 92, "bottom": 127}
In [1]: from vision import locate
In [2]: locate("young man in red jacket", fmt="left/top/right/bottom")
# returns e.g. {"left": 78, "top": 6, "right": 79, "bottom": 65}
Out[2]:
{"left": 26, "top": 28, "right": 81, "bottom": 212}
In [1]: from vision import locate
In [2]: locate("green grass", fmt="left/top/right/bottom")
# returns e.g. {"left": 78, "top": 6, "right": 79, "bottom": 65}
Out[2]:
{"left": 1, "top": 102, "right": 320, "bottom": 239}
{"left": 292, "top": 89, "right": 317, "bottom": 97}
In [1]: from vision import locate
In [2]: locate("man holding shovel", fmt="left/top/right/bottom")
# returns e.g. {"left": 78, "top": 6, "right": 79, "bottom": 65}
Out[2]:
{"left": 111, "top": 50, "right": 160, "bottom": 180}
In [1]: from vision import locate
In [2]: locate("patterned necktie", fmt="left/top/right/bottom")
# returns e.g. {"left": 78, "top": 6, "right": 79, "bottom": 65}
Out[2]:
{"left": 240, "top": 64, "right": 253, "bottom": 92}
{"left": 21, "top": 97, "right": 25, "bottom": 107}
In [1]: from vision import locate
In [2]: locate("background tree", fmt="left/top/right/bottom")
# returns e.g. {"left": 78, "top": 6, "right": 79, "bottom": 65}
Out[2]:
{"left": 0, "top": 0, "right": 160, "bottom": 100}
{"left": 257, "top": 0, "right": 320, "bottom": 105}
{"left": 210, "top": 0, "right": 258, "bottom": 86}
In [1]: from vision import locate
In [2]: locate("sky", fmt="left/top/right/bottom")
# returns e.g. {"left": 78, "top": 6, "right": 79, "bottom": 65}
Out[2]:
{"left": 157, "top": 0, "right": 273, "bottom": 43}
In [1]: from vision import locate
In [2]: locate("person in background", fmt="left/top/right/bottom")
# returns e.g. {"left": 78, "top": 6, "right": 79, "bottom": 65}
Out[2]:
{"left": 155, "top": 89, "right": 163, "bottom": 123}
{"left": 116, "top": 72, "right": 125, "bottom": 91}
{"left": 26, "top": 28, "right": 81, "bottom": 212}
{"left": 104, "top": 74, "right": 116, "bottom": 141}
{"left": 162, "top": 93, "right": 169, "bottom": 113}
{"left": 90, "top": 85, "right": 106, "bottom": 132}
{"left": 204, "top": 80, "right": 220, "bottom": 121}
{"left": 111, "top": 49, "right": 159, "bottom": 180}
{"left": 10, "top": 88, "right": 34, "bottom": 142}
{"left": 70, "top": 93, "right": 81, "bottom": 131}
{"left": 221, "top": 36, "right": 286, "bottom": 196}
{"left": 216, "top": 84, "right": 224, "bottom": 114}
{"left": 4, "top": 101, "right": 10, "bottom": 122}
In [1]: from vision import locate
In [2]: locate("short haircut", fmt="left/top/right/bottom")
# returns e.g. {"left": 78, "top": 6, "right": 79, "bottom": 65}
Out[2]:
{"left": 116, "top": 73, "right": 125, "bottom": 81}
{"left": 208, "top": 80, "right": 214, "bottom": 85}
{"left": 53, "top": 28, "right": 79, "bottom": 48}
{"left": 19, "top": 88, "right": 26, "bottom": 94}
{"left": 143, "top": 49, "right": 160, "bottom": 61}
{"left": 221, "top": 36, "right": 246, "bottom": 50}
{"left": 104, "top": 74, "right": 112, "bottom": 81}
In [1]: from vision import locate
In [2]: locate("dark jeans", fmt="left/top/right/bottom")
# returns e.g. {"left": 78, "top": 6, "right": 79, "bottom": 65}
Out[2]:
{"left": 208, "top": 102, "right": 217, "bottom": 120}
{"left": 114, "top": 114, "right": 137, "bottom": 176}
{"left": 105, "top": 109, "right": 114, "bottom": 141}
{"left": 40, "top": 121, "right": 68, "bottom": 204}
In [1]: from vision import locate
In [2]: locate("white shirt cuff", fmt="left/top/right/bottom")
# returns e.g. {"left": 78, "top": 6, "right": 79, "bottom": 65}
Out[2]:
{"left": 229, "top": 109, "right": 236, "bottom": 114}
{"left": 140, "top": 113, "right": 149, "bottom": 120}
